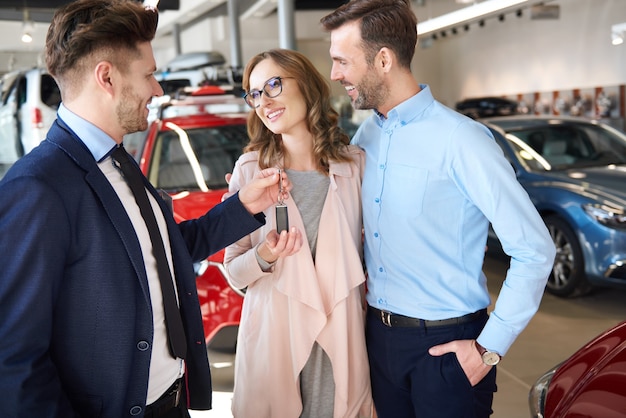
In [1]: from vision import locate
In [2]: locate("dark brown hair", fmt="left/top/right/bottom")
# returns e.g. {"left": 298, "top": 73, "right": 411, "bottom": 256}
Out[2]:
{"left": 45, "top": 0, "right": 158, "bottom": 86}
{"left": 320, "top": 0, "right": 417, "bottom": 68}
{"left": 242, "top": 49, "right": 351, "bottom": 173}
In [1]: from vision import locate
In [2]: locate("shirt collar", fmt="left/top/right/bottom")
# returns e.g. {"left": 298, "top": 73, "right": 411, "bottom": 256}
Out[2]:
{"left": 58, "top": 103, "right": 117, "bottom": 162}
{"left": 374, "top": 84, "right": 435, "bottom": 127}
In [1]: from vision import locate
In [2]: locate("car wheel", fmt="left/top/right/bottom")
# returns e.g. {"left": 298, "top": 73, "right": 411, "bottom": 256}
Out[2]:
{"left": 544, "top": 215, "right": 591, "bottom": 297}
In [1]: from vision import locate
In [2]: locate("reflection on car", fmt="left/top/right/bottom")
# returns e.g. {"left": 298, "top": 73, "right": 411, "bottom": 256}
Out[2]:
{"left": 481, "top": 115, "right": 626, "bottom": 297}
{"left": 133, "top": 85, "right": 251, "bottom": 353}
{"left": 529, "top": 320, "right": 626, "bottom": 417}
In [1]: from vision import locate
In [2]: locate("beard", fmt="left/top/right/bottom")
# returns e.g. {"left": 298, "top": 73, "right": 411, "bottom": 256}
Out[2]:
{"left": 117, "top": 85, "right": 149, "bottom": 134}
{"left": 352, "top": 70, "right": 388, "bottom": 111}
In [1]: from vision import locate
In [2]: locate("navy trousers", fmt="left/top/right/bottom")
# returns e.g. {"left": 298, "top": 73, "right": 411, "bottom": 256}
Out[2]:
{"left": 366, "top": 308, "right": 497, "bottom": 418}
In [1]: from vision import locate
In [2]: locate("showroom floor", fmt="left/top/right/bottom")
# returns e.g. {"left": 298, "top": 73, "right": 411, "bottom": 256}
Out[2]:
{"left": 190, "top": 253, "right": 626, "bottom": 418}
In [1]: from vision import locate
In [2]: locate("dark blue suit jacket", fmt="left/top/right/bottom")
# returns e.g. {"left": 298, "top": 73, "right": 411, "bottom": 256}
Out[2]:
{"left": 0, "top": 120, "right": 264, "bottom": 417}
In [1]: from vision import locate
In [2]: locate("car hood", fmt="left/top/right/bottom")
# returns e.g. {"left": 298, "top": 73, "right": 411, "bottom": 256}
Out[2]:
{"left": 170, "top": 188, "right": 227, "bottom": 223}
{"left": 530, "top": 164, "right": 626, "bottom": 207}
{"left": 545, "top": 321, "right": 626, "bottom": 417}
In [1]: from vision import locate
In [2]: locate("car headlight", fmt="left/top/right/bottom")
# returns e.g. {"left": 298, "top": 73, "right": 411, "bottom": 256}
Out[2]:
{"left": 583, "top": 203, "right": 626, "bottom": 230}
{"left": 528, "top": 364, "right": 560, "bottom": 418}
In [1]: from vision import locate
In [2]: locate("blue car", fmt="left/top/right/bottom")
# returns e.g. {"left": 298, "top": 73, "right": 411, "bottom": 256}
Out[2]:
{"left": 480, "top": 115, "right": 626, "bottom": 297}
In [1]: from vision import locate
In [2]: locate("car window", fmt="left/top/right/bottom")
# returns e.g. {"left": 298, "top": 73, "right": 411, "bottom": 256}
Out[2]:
{"left": 40, "top": 74, "right": 61, "bottom": 109}
{"left": 123, "top": 129, "right": 149, "bottom": 162}
{"left": 149, "top": 124, "right": 248, "bottom": 191}
{"left": 16, "top": 77, "right": 27, "bottom": 107}
{"left": 506, "top": 123, "right": 626, "bottom": 171}
{"left": 159, "top": 79, "right": 191, "bottom": 96}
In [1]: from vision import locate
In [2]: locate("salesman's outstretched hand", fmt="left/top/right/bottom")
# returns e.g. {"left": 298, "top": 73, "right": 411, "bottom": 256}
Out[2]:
{"left": 238, "top": 167, "right": 291, "bottom": 215}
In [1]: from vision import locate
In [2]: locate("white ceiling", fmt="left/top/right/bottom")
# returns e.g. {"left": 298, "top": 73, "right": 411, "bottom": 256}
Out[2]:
{"left": 0, "top": 0, "right": 544, "bottom": 73}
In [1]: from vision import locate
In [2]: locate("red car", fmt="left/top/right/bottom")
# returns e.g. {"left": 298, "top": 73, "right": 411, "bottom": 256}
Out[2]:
{"left": 529, "top": 320, "right": 626, "bottom": 417}
{"left": 132, "top": 86, "right": 250, "bottom": 353}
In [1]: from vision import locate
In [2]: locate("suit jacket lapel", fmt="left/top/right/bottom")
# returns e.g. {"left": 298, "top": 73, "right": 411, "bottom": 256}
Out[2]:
{"left": 46, "top": 120, "right": 153, "bottom": 305}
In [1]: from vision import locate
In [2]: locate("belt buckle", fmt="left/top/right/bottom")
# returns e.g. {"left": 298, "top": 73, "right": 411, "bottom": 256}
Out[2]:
{"left": 380, "top": 310, "right": 392, "bottom": 327}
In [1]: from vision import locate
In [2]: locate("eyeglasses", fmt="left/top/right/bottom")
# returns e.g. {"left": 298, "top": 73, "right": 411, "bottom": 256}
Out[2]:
{"left": 243, "top": 76, "right": 293, "bottom": 109}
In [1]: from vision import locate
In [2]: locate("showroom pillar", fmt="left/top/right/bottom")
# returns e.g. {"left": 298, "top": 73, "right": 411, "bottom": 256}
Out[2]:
{"left": 277, "top": 0, "right": 296, "bottom": 50}
{"left": 227, "top": 0, "right": 242, "bottom": 69}
{"left": 172, "top": 23, "right": 181, "bottom": 56}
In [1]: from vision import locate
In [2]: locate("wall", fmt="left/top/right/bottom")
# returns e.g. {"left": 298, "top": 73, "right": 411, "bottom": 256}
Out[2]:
{"left": 415, "top": 0, "right": 626, "bottom": 106}
{"left": 6, "top": 0, "right": 623, "bottom": 110}
{"left": 153, "top": 0, "right": 626, "bottom": 109}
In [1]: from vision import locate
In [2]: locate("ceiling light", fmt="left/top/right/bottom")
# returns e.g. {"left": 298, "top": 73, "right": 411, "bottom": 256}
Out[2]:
{"left": 417, "top": 0, "right": 532, "bottom": 36}
{"left": 611, "top": 22, "right": 626, "bottom": 46}
{"left": 21, "top": 9, "right": 34, "bottom": 44}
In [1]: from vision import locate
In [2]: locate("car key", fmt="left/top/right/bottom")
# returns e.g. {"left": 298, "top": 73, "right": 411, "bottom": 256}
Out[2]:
{"left": 275, "top": 169, "right": 289, "bottom": 233}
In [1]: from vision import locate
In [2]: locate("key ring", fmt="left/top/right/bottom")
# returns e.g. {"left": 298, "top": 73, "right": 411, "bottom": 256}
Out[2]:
{"left": 277, "top": 168, "right": 285, "bottom": 205}
{"left": 275, "top": 168, "right": 289, "bottom": 233}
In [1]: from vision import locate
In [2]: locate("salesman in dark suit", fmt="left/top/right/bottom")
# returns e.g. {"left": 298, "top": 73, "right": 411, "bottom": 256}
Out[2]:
{"left": 0, "top": 1, "right": 299, "bottom": 417}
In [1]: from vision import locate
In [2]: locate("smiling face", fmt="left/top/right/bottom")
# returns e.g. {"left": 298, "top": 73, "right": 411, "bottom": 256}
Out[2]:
{"left": 115, "top": 42, "right": 163, "bottom": 134}
{"left": 248, "top": 58, "right": 308, "bottom": 137}
{"left": 329, "top": 21, "right": 387, "bottom": 111}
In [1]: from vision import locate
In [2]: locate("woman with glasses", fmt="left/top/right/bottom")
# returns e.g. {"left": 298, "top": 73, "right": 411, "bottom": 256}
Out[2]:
{"left": 224, "top": 49, "right": 374, "bottom": 418}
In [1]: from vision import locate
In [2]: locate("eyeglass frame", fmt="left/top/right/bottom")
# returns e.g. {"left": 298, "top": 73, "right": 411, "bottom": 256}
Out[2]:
{"left": 243, "top": 76, "right": 295, "bottom": 109}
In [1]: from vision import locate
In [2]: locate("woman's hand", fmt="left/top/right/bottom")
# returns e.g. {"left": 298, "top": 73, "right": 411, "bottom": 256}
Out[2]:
{"left": 256, "top": 227, "right": 302, "bottom": 263}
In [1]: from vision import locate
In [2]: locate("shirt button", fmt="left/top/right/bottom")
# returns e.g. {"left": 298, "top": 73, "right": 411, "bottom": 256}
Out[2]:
{"left": 374, "top": 198, "right": 380, "bottom": 203}
{"left": 137, "top": 341, "right": 150, "bottom": 351}
{"left": 379, "top": 164, "right": 385, "bottom": 169}
{"left": 379, "top": 267, "right": 383, "bottom": 272}
{"left": 374, "top": 232, "right": 379, "bottom": 238}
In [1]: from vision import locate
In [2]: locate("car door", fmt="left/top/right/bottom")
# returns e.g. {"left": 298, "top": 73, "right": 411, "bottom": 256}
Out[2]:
{"left": 0, "top": 74, "right": 22, "bottom": 165}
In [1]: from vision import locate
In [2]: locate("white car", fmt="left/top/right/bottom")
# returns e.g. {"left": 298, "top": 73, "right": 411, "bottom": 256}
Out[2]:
{"left": 155, "top": 51, "right": 243, "bottom": 95}
{"left": 0, "top": 68, "right": 61, "bottom": 165}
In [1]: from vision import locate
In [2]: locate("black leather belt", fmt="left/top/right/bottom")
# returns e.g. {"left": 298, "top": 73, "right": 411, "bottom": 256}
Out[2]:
{"left": 369, "top": 306, "right": 486, "bottom": 328}
{"left": 144, "top": 378, "right": 183, "bottom": 418}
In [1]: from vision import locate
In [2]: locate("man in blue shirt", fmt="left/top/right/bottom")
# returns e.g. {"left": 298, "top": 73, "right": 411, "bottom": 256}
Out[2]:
{"left": 321, "top": 1, "right": 556, "bottom": 417}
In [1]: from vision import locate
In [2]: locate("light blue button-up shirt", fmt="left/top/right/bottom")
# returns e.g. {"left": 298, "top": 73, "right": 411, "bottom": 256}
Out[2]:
{"left": 354, "top": 85, "right": 555, "bottom": 355}
{"left": 58, "top": 103, "right": 116, "bottom": 160}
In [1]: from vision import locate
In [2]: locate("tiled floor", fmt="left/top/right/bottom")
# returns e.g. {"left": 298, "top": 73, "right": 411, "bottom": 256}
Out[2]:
{"left": 191, "top": 253, "right": 626, "bottom": 417}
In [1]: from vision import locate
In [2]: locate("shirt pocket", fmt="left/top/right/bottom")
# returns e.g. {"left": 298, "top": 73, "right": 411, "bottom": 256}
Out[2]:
{"left": 384, "top": 164, "right": 428, "bottom": 217}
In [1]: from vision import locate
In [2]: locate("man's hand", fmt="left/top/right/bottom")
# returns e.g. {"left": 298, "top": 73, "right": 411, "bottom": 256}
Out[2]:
{"left": 238, "top": 167, "right": 291, "bottom": 215}
{"left": 428, "top": 339, "right": 492, "bottom": 386}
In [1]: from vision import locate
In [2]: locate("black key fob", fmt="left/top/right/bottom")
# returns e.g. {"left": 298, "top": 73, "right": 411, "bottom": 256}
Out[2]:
{"left": 276, "top": 204, "right": 289, "bottom": 233}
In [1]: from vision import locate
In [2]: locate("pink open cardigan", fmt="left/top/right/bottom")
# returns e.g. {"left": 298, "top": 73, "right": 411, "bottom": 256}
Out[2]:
{"left": 224, "top": 146, "right": 374, "bottom": 418}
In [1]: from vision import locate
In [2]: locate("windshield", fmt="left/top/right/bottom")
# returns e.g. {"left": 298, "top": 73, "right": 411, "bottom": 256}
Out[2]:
{"left": 148, "top": 123, "right": 248, "bottom": 191}
{"left": 504, "top": 122, "right": 626, "bottom": 171}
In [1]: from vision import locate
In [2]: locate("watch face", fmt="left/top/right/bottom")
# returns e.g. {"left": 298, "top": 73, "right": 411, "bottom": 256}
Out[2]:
{"left": 482, "top": 351, "right": 500, "bottom": 366}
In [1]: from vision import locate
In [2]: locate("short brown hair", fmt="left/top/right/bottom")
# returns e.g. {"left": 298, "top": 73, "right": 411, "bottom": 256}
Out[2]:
{"left": 320, "top": 0, "right": 417, "bottom": 69}
{"left": 46, "top": 0, "right": 158, "bottom": 87}
{"left": 242, "top": 49, "right": 351, "bottom": 173}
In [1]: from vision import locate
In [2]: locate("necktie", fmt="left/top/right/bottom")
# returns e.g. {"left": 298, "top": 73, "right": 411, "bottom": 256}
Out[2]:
{"left": 112, "top": 145, "right": 187, "bottom": 359}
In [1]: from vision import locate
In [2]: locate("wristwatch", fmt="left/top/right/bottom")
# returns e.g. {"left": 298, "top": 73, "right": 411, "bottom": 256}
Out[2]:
{"left": 475, "top": 341, "right": 501, "bottom": 366}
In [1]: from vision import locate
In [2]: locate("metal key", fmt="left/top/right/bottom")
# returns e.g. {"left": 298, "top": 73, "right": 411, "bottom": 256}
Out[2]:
{"left": 275, "top": 169, "right": 289, "bottom": 233}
